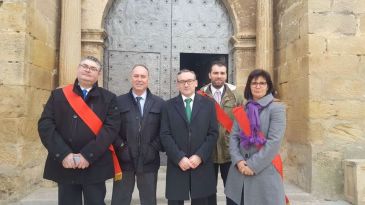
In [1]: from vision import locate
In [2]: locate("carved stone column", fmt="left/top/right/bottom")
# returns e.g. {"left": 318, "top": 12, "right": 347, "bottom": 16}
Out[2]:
{"left": 230, "top": 33, "right": 256, "bottom": 91}
{"left": 59, "top": 0, "right": 81, "bottom": 86}
{"left": 81, "top": 29, "right": 106, "bottom": 86}
{"left": 256, "top": 0, "right": 274, "bottom": 75}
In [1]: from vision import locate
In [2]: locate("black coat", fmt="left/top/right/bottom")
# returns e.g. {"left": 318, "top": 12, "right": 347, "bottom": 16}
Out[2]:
{"left": 38, "top": 81, "right": 121, "bottom": 184}
{"left": 114, "top": 89, "right": 164, "bottom": 173}
{"left": 160, "top": 93, "right": 218, "bottom": 200}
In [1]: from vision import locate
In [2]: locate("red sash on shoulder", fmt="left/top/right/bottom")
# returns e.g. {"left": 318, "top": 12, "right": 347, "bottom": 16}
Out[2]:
{"left": 232, "top": 106, "right": 290, "bottom": 204}
{"left": 62, "top": 84, "right": 122, "bottom": 181}
{"left": 197, "top": 90, "right": 233, "bottom": 133}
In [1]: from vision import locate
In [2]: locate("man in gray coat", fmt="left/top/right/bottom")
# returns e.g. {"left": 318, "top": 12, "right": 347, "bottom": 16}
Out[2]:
{"left": 160, "top": 69, "right": 218, "bottom": 205}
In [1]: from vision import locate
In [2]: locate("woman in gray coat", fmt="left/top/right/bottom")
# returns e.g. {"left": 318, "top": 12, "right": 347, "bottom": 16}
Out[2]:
{"left": 225, "top": 69, "right": 287, "bottom": 205}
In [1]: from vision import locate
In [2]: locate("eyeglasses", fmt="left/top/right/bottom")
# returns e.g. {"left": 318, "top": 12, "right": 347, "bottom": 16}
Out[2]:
{"left": 250, "top": 82, "right": 267, "bottom": 87}
{"left": 177, "top": 79, "right": 195, "bottom": 85}
{"left": 79, "top": 64, "right": 100, "bottom": 72}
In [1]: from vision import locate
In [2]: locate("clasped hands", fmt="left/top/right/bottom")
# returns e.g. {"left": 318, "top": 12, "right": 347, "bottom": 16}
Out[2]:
{"left": 62, "top": 153, "right": 90, "bottom": 169}
{"left": 236, "top": 160, "right": 254, "bottom": 176}
{"left": 178, "top": 155, "right": 202, "bottom": 171}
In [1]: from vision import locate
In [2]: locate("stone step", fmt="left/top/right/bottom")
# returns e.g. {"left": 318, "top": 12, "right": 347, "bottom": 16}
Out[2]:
{"left": 9, "top": 166, "right": 350, "bottom": 205}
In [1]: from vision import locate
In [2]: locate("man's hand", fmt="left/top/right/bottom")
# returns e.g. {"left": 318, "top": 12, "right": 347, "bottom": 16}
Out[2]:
{"left": 178, "top": 157, "right": 192, "bottom": 171}
{"left": 62, "top": 153, "right": 76, "bottom": 169}
{"left": 75, "top": 154, "right": 90, "bottom": 169}
{"left": 189, "top": 155, "right": 202, "bottom": 169}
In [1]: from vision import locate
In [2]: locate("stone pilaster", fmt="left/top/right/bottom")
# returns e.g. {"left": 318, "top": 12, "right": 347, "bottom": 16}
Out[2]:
{"left": 230, "top": 34, "right": 256, "bottom": 91}
{"left": 81, "top": 29, "right": 106, "bottom": 86}
{"left": 59, "top": 0, "right": 81, "bottom": 86}
{"left": 256, "top": 0, "right": 273, "bottom": 75}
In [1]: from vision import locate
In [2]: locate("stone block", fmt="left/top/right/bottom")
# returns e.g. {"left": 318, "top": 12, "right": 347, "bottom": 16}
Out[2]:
{"left": 28, "top": 64, "right": 53, "bottom": 90}
{"left": 0, "top": 61, "right": 26, "bottom": 85}
{"left": 333, "top": 0, "right": 365, "bottom": 14}
{"left": 327, "top": 36, "right": 365, "bottom": 55}
{"left": 27, "top": 6, "right": 48, "bottom": 42}
{"left": 0, "top": 33, "right": 26, "bottom": 62}
{"left": 27, "top": 37, "right": 56, "bottom": 69}
{"left": 343, "top": 159, "right": 365, "bottom": 205}
{"left": 308, "top": 13, "right": 357, "bottom": 35}
{"left": 308, "top": 34, "right": 327, "bottom": 54}
{"left": 0, "top": 85, "right": 27, "bottom": 118}
{"left": 360, "top": 15, "right": 365, "bottom": 34}
{"left": 322, "top": 77, "right": 364, "bottom": 100}
{"left": 329, "top": 123, "right": 363, "bottom": 142}
{"left": 308, "top": 0, "right": 331, "bottom": 12}
{"left": 309, "top": 55, "right": 360, "bottom": 77}
{"left": 286, "top": 120, "right": 309, "bottom": 143}
{"left": 26, "top": 88, "right": 51, "bottom": 118}
{"left": 0, "top": 2, "right": 27, "bottom": 32}
{"left": 312, "top": 149, "right": 344, "bottom": 198}
{"left": 0, "top": 118, "right": 22, "bottom": 144}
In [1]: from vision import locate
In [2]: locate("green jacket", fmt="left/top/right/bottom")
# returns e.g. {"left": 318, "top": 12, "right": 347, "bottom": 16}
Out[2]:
{"left": 200, "top": 83, "right": 243, "bottom": 163}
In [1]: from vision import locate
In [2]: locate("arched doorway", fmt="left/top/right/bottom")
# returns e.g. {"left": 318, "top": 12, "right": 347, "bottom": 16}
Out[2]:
{"left": 104, "top": 0, "right": 233, "bottom": 99}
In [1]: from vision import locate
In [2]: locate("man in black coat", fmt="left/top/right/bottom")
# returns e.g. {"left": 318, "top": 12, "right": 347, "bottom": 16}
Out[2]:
{"left": 111, "top": 64, "right": 164, "bottom": 205}
{"left": 38, "top": 56, "right": 121, "bottom": 205}
{"left": 160, "top": 69, "right": 218, "bottom": 205}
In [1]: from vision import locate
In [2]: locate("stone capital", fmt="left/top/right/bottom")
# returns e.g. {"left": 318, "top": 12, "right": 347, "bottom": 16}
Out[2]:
{"left": 81, "top": 29, "right": 107, "bottom": 47}
{"left": 230, "top": 34, "right": 256, "bottom": 51}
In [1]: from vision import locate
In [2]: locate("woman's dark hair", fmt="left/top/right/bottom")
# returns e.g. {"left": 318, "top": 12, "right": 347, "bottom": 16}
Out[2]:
{"left": 244, "top": 69, "right": 274, "bottom": 100}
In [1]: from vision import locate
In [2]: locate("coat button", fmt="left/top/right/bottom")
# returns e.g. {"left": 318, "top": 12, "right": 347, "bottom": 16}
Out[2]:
{"left": 245, "top": 153, "right": 249, "bottom": 159}
{"left": 89, "top": 153, "right": 94, "bottom": 157}
{"left": 73, "top": 114, "right": 77, "bottom": 119}
{"left": 56, "top": 153, "right": 60, "bottom": 157}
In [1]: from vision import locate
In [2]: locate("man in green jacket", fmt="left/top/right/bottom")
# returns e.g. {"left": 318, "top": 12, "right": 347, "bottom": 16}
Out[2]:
{"left": 200, "top": 60, "right": 242, "bottom": 205}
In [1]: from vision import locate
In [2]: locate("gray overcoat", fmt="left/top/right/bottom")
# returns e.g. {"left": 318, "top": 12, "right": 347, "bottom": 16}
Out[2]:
{"left": 224, "top": 94, "right": 286, "bottom": 205}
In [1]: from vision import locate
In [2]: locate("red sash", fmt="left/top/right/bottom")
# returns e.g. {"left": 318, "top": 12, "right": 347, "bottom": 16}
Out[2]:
{"left": 197, "top": 90, "right": 233, "bottom": 133}
{"left": 232, "top": 107, "right": 290, "bottom": 204}
{"left": 62, "top": 84, "right": 122, "bottom": 181}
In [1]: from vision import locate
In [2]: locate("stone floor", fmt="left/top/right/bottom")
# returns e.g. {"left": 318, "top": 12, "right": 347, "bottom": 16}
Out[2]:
{"left": 9, "top": 166, "right": 351, "bottom": 205}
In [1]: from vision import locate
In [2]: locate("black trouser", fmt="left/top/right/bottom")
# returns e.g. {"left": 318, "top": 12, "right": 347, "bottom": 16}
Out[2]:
{"left": 58, "top": 182, "right": 106, "bottom": 205}
{"left": 111, "top": 171, "right": 158, "bottom": 205}
{"left": 168, "top": 197, "right": 209, "bottom": 205}
{"left": 208, "top": 162, "right": 236, "bottom": 205}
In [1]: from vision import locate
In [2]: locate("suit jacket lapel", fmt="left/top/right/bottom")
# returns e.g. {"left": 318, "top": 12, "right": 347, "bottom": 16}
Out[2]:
{"left": 174, "top": 95, "right": 189, "bottom": 124}
{"left": 141, "top": 95, "right": 153, "bottom": 126}
{"left": 191, "top": 94, "right": 202, "bottom": 122}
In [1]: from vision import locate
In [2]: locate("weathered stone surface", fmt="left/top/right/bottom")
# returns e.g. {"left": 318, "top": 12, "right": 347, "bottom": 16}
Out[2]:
{"left": 360, "top": 14, "right": 365, "bottom": 34}
{"left": 27, "top": 37, "right": 57, "bottom": 70}
{"left": 0, "top": 33, "right": 26, "bottom": 62}
{"left": 327, "top": 36, "right": 365, "bottom": 55}
{"left": 0, "top": 61, "right": 26, "bottom": 85}
{"left": 333, "top": 0, "right": 365, "bottom": 14}
{"left": 308, "top": 13, "right": 357, "bottom": 35}
{"left": 308, "top": 34, "right": 327, "bottom": 54}
{"left": 312, "top": 150, "right": 344, "bottom": 199}
{"left": 308, "top": 0, "right": 331, "bottom": 12}
{"left": 0, "top": 118, "right": 22, "bottom": 144}
{"left": 343, "top": 159, "right": 365, "bottom": 205}
{"left": 0, "top": 85, "right": 26, "bottom": 118}
{"left": 0, "top": 1, "right": 27, "bottom": 32}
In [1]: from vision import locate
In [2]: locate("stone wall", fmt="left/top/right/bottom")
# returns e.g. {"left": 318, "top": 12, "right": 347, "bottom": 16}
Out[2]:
{"left": 0, "top": 0, "right": 60, "bottom": 203}
{"left": 274, "top": 0, "right": 365, "bottom": 199}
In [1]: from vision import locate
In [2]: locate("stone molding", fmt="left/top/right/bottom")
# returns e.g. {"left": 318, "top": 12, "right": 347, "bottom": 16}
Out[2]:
{"left": 81, "top": 29, "right": 107, "bottom": 47}
{"left": 230, "top": 34, "right": 256, "bottom": 51}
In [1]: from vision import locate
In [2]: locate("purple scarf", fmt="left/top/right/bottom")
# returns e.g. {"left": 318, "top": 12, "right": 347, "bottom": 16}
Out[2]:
{"left": 240, "top": 101, "right": 268, "bottom": 149}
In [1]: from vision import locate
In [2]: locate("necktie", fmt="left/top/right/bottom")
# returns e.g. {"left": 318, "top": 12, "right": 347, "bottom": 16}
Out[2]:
{"left": 136, "top": 96, "right": 143, "bottom": 117}
{"left": 184, "top": 98, "right": 192, "bottom": 122}
{"left": 82, "top": 89, "right": 88, "bottom": 100}
{"left": 214, "top": 90, "right": 221, "bottom": 104}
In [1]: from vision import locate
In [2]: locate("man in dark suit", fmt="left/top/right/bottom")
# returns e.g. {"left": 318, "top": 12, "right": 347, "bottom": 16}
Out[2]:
{"left": 112, "top": 64, "right": 164, "bottom": 205}
{"left": 160, "top": 69, "right": 218, "bottom": 205}
{"left": 38, "top": 56, "right": 121, "bottom": 205}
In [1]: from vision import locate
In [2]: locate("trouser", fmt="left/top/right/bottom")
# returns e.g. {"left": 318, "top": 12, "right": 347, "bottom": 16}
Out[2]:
{"left": 58, "top": 182, "right": 106, "bottom": 205}
{"left": 208, "top": 162, "right": 236, "bottom": 205}
{"left": 111, "top": 171, "right": 158, "bottom": 205}
{"left": 168, "top": 197, "right": 209, "bottom": 205}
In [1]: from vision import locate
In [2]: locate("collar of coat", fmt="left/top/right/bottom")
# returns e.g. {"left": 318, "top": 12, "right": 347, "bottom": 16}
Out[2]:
{"left": 72, "top": 79, "right": 99, "bottom": 98}
{"left": 247, "top": 93, "right": 274, "bottom": 107}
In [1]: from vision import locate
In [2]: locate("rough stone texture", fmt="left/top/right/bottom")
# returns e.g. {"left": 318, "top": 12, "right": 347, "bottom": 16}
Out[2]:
{"left": 0, "top": 0, "right": 60, "bottom": 203}
{"left": 344, "top": 159, "right": 365, "bottom": 205}
{"left": 275, "top": 0, "right": 365, "bottom": 200}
